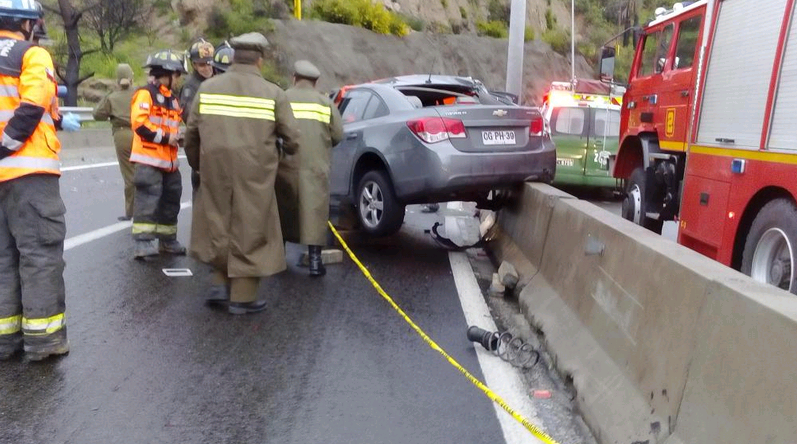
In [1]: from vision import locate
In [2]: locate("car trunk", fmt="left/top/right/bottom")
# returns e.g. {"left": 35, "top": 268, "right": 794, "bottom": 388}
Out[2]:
{"left": 434, "top": 105, "right": 544, "bottom": 153}
{"left": 397, "top": 86, "right": 544, "bottom": 153}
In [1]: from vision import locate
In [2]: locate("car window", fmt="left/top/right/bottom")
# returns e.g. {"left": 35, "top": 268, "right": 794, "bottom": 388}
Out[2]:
{"left": 362, "top": 95, "right": 389, "bottom": 120}
{"left": 552, "top": 107, "right": 586, "bottom": 135}
{"left": 674, "top": 15, "right": 702, "bottom": 70}
{"left": 592, "top": 109, "right": 620, "bottom": 137}
{"left": 340, "top": 90, "right": 372, "bottom": 123}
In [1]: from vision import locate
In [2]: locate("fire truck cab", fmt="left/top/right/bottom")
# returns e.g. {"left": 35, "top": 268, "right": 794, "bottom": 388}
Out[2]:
{"left": 604, "top": 0, "right": 797, "bottom": 295}
{"left": 610, "top": 0, "right": 707, "bottom": 232}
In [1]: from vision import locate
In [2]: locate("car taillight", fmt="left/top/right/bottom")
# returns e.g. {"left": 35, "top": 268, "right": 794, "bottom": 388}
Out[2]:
{"left": 529, "top": 116, "right": 544, "bottom": 137}
{"left": 407, "top": 117, "right": 467, "bottom": 143}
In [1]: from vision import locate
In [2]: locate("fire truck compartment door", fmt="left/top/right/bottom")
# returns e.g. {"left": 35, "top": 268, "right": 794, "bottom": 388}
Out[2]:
{"left": 697, "top": 0, "right": 787, "bottom": 149}
{"left": 680, "top": 175, "right": 731, "bottom": 251}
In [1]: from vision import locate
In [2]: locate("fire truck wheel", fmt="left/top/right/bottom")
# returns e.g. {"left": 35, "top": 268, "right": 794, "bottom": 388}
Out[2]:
{"left": 742, "top": 198, "right": 797, "bottom": 295}
{"left": 622, "top": 167, "right": 662, "bottom": 233}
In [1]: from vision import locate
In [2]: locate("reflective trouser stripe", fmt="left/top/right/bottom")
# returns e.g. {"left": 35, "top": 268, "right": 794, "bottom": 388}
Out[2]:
{"left": 155, "top": 224, "right": 177, "bottom": 235}
{"left": 0, "top": 314, "right": 21, "bottom": 335}
{"left": 132, "top": 222, "right": 157, "bottom": 234}
{"left": 22, "top": 313, "right": 65, "bottom": 336}
{"left": 292, "top": 110, "right": 331, "bottom": 123}
{"left": 129, "top": 152, "right": 178, "bottom": 170}
{"left": 0, "top": 156, "right": 60, "bottom": 171}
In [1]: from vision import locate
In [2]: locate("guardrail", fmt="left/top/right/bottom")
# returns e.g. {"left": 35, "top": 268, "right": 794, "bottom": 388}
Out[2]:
{"left": 61, "top": 106, "right": 95, "bottom": 122}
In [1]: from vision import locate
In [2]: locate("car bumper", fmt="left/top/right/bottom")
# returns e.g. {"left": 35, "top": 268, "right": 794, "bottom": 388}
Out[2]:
{"left": 390, "top": 137, "right": 556, "bottom": 203}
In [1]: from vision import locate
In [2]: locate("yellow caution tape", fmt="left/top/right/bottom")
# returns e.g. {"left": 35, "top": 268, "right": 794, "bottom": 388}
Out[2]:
{"left": 328, "top": 222, "right": 560, "bottom": 444}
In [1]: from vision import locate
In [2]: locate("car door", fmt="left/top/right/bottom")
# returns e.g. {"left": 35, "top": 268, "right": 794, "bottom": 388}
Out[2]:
{"left": 586, "top": 107, "right": 621, "bottom": 177}
{"left": 550, "top": 106, "right": 589, "bottom": 178}
{"left": 329, "top": 89, "right": 389, "bottom": 198}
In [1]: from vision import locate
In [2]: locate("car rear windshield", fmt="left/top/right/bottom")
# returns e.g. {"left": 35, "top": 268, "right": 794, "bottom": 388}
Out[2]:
{"left": 396, "top": 85, "right": 511, "bottom": 108}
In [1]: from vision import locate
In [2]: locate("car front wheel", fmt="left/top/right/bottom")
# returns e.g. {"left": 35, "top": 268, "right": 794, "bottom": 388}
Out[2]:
{"left": 356, "top": 170, "right": 405, "bottom": 237}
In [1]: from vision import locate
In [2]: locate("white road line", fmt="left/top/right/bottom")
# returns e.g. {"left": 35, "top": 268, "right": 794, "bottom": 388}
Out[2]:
{"left": 61, "top": 155, "right": 188, "bottom": 172}
{"left": 449, "top": 251, "right": 544, "bottom": 444}
{"left": 64, "top": 201, "right": 192, "bottom": 251}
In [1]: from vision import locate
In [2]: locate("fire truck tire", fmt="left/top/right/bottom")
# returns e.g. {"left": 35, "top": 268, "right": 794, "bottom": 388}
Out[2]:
{"left": 622, "top": 167, "right": 663, "bottom": 233}
{"left": 741, "top": 199, "right": 797, "bottom": 295}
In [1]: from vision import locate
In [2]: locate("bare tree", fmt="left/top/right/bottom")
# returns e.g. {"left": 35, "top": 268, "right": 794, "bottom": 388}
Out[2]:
{"left": 85, "top": 0, "right": 151, "bottom": 53}
{"left": 43, "top": 0, "right": 100, "bottom": 106}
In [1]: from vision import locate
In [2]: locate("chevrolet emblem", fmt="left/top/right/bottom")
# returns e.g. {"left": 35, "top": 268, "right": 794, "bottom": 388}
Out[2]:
{"left": 493, "top": 109, "right": 508, "bottom": 117}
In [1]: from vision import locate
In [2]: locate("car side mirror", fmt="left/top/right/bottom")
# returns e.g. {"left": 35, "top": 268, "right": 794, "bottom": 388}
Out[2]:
{"left": 599, "top": 46, "right": 616, "bottom": 83}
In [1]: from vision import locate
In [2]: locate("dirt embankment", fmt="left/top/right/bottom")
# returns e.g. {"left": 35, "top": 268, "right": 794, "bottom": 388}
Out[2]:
{"left": 266, "top": 19, "right": 593, "bottom": 105}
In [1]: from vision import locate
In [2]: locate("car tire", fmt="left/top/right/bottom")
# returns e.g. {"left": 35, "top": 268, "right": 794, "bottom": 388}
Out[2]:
{"left": 741, "top": 199, "right": 797, "bottom": 295}
{"left": 622, "top": 167, "right": 662, "bottom": 233}
{"left": 356, "top": 170, "right": 405, "bottom": 237}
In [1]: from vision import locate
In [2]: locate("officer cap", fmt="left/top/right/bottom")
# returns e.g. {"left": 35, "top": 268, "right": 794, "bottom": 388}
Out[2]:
{"left": 294, "top": 60, "right": 321, "bottom": 81}
{"left": 116, "top": 63, "right": 134, "bottom": 86}
{"left": 229, "top": 32, "right": 270, "bottom": 56}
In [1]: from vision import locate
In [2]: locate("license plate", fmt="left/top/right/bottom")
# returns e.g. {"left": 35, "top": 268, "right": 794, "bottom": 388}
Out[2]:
{"left": 482, "top": 130, "right": 516, "bottom": 145}
{"left": 557, "top": 158, "right": 574, "bottom": 167}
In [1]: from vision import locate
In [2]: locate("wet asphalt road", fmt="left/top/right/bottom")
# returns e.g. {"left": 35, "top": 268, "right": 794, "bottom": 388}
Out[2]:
{"left": 0, "top": 155, "right": 511, "bottom": 443}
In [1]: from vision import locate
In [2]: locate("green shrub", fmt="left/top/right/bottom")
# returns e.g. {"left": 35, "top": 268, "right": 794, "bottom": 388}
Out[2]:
{"left": 427, "top": 20, "right": 452, "bottom": 34}
{"left": 459, "top": 6, "right": 468, "bottom": 20}
{"left": 542, "top": 28, "right": 570, "bottom": 55}
{"left": 400, "top": 13, "right": 426, "bottom": 31}
{"left": 441, "top": 0, "right": 448, "bottom": 8}
{"left": 206, "top": 0, "right": 273, "bottom": 39}
{"left": 524, "top": 26, "right": 535, "bottom": 42}
{"left": 311, "top": 0, "right": 409, "bottom": 36}
{"left": 476, "top": 20, "right": 508, "bottom": 39}
{"left": 487, "top": 0, "right": 510, "bottom": 24}
{"left": 545, "top": 8, "right": 556, "bottom": 30}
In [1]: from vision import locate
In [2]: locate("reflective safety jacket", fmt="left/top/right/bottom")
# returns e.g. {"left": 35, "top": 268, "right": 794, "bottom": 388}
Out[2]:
{"left": 130, "top": 83, "right": 181, "bottom": 171}
{"left": 0, "top": 31, "right": 61, "bottom": 182}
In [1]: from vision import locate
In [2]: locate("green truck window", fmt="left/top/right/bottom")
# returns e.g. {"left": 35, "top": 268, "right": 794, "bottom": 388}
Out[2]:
{"left": 674, "top": 15, "right": 702, "bottom": 70}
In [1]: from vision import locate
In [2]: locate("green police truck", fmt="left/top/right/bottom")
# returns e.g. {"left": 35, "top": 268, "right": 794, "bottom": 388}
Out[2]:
{"left": 542, "top": 80, "right": 625, "bottom": 190}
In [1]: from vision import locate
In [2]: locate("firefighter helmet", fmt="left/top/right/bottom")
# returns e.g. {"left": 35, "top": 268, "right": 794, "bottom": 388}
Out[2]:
{"left": 144, "top": 50, "right": 188, "bottom": 75}
{"left": 0, "top": 0, "right": 40, "bottom": 20}
{"left": 188, "top": 38, "right": 214, "bottom": 64}
{"left": 211, "top": 42, "right": 234, "bottom": 73}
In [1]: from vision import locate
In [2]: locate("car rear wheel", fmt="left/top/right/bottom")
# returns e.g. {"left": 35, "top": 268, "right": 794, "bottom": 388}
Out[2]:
{"left": 742, "top": 199, "right": 797, "bottom": 295}
{"left": 356, "top": 170, "right": 405, "bottom": 237}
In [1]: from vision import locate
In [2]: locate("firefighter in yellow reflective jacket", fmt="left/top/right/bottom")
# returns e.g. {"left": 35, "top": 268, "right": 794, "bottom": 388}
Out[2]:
{"left": 130, "top": 50, "right": 186, "bottom": 259}
{"left": 0, "top": 1, "right": 69, "bottom": 361}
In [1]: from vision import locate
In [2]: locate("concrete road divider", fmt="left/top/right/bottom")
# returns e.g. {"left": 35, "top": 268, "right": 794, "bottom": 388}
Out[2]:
{"left": 493, "top": 183, "right": 797, "bottom": 444}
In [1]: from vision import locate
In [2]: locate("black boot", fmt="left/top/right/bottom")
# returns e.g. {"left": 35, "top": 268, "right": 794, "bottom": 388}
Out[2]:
{"left": 309, "top": 245, "right": 326, "bottom": 277}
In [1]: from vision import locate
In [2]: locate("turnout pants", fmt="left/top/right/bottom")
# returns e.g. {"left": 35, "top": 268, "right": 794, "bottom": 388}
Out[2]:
{"left": 113, "top": 127, "right": 135, "bottom": 218}
{"left": 0, "top": 174, "right": 67, "bottom": 354}
{"left": 132, "top": 164, "right": 182, "bottom": 241}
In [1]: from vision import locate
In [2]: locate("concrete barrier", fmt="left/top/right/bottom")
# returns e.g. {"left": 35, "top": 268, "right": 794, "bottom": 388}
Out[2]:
{"left": 60, "top": 128, "right": 113, "bottom": 150}
{"left": 494, "top": 183, "right": 797, "bottom": 444}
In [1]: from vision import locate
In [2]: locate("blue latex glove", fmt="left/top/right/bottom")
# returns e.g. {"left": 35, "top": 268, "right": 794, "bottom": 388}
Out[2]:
{"left": 61, "top": 113, "right": 81, "bottom": 132}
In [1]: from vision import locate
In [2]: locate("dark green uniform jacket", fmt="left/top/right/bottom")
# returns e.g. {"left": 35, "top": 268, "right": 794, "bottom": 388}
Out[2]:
{"left": 184, "top": 64, "right": 301, "bottom": 277}
{"left": 276, "top": 80, "right": 344, "bottom": 245}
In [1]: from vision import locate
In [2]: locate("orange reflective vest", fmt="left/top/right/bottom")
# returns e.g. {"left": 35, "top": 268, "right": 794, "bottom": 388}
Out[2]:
{"left": 0, "top": 31, "right": 60, "bottom": 182}
{"left": 130, "top": 84, "right": 181, "bottom": 171}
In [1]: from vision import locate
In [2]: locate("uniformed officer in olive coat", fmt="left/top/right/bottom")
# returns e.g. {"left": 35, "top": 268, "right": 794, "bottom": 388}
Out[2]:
{"left": 184, "top": 32, "right": 301, "bottom": 315}
{"left": 276, "top": 60, "right": 343, "bottom": 277}
{"left": 93, "top": 63, "right": 136, "bottom": 220}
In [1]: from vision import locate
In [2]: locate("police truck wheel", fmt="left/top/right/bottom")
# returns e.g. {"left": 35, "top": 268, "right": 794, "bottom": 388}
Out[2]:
{"left": 622, "top": 167, "right": 662, "bottom": 233}
{"left": 356, "top": 170, "right": 404, "bottom": 237}
{"left": 741, "top": 199, "right": 797, "bottom": 295}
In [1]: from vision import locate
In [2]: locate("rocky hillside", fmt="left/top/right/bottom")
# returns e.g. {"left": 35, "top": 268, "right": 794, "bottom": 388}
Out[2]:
{"left": 264, "top": 19, "right": 593, "bottom": 105}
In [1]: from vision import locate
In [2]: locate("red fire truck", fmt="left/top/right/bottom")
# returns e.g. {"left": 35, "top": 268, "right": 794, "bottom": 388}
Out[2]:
{"left": 603, "top": 0, "right": 797, "bottom": 294}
